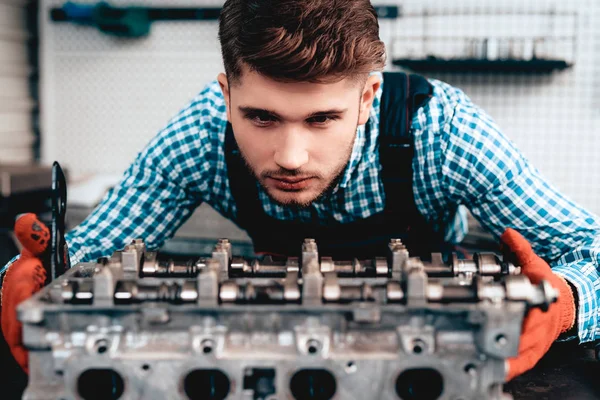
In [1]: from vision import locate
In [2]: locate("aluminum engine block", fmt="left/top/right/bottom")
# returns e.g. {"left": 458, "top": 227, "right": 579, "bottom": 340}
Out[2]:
{"left": 18, "top": 238, "right": 557, "bottom": 400}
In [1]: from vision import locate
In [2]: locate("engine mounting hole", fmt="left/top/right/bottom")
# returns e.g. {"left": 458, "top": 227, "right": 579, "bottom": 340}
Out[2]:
{"left": 95, "top": 339, "right": 109, "bottom": 354}
{"left": 306, "top": 339, "right": 321, "bottom": 355}
{"left": 201, "top": 339, "right": 215, "bottom": 354}
{"left": 345, "top": 361, "right": 357, "bottom": 374}
{"left": 412, "top": 339, "right": 426, "bottom": 354}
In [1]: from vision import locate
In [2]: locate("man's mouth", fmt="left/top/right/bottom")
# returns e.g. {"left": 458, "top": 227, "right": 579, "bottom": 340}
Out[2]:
{"left": 267, "top": 176, "right": 314, "bottom": 191}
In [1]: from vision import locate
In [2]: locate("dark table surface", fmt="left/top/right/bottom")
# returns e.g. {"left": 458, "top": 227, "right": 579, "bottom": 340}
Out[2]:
{"left": 504, "top": 341, "right": 600, "bottom": 399}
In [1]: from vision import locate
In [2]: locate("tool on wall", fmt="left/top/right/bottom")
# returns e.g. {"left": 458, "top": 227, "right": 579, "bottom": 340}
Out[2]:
{"left": 49, "top": 1, "right": 222, "bottom": 37}
{"left": 49, "top": 2, "right": 399, "bottom": 38}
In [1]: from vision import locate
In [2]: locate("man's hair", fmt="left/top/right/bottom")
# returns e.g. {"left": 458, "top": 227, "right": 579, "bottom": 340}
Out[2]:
{"left": 218, "top": 0, "right": 386, "bottom": 85}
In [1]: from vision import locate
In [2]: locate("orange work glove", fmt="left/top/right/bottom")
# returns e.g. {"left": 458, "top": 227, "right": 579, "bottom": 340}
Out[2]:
{"left": 1, "top": 213, "right": 50, "bottom": 374}
{"left": 501, "top": 228, "right": 576, "bottom": 381}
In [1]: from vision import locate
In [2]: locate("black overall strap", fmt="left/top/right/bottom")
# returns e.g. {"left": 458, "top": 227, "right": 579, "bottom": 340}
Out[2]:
{"left": 379, "top": 72, "right": 433, "bottom": 211}
{"left": 379, "top": 72, "right": 433, "bottom": 145}
{"left": 224, "top": 119, "right": 262, "bottom": 228}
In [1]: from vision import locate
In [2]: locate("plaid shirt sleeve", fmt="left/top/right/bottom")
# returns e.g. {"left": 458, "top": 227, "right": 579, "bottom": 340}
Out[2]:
{"left": 414, "top": 80, "right": 600, "bottom": 343}
{"left": 65, "top": 83, "right": 226, "bottom": 265}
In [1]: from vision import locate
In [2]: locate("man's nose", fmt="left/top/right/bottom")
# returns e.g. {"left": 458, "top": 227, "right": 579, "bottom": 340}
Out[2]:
{"left": 273, "top": 128, "right": 309, "bottom": 171}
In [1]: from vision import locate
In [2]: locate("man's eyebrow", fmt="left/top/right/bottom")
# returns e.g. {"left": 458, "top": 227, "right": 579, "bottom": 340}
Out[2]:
{"left": 238, "top": 106, "right": 348, "bottom": 119}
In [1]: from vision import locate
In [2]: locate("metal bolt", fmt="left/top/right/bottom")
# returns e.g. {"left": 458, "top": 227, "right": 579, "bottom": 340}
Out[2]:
{"left": 495, "top": 334, "right": 508, "bottom": 347}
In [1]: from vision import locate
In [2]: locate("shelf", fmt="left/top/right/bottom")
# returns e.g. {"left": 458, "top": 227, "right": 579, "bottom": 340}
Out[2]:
{"left": 392, "top": 57, "right": 572, "bottom": 73}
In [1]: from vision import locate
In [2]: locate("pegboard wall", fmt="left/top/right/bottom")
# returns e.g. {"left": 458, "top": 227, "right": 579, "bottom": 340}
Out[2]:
{"left": 40, "top": 0, "right": 600, "bottom": 215}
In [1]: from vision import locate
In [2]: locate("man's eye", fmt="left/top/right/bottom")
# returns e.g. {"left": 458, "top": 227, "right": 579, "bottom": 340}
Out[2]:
{"left": 249, "top": 114, "right": 276, "bottom": 126}
{"left": 308, "top": 115, "right": 338, "bottom": 125}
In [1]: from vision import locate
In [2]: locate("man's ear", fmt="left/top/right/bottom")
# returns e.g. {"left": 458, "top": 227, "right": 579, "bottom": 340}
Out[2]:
{"left": 217, "top": 73, "right": 232, "bottom": 122}
{"left": 358, "top": 75, "right": 381, "bottom": 125}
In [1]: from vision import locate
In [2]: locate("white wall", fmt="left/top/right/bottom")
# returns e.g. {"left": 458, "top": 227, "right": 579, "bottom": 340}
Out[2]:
{"left": 1, "top": 0, "right": 35, "bottom": 164}
{"left": 40, "top": 0, "right": 600, "bottom": 216}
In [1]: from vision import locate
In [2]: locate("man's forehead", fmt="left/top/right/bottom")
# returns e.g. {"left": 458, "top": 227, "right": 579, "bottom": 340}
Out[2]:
{"left": 230, "top": 68, "right": 360, "bottom": 118}
{"left": 233, "top": 66, "right": 358, "bottom": 95}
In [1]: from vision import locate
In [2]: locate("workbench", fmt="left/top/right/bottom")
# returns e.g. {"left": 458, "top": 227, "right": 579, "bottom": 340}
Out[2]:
{"left": 505, "top": 341, "right": 600, "bottom": 399}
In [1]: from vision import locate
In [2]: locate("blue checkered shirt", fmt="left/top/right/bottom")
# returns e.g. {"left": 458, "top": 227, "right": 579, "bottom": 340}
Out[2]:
{"left": 4, "top": 73, "right": 600, "bottom": 343}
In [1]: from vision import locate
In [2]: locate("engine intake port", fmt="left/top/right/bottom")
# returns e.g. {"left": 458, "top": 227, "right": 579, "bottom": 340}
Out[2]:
{"left": 183, "top": 369, "right": 230, "bottom": 400}
{"left": 395, "top": 368, "right": 443, "bottom": 400}
{"left": 77, "top": 369, "right": 125, "bottom": 400}
{"left": 290, "top": 368, "right": 336, "bottom": 400}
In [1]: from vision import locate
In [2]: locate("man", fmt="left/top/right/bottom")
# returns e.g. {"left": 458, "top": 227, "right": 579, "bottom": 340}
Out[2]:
{"left": 2, "top": 0, "right": 599, "bottom": 383}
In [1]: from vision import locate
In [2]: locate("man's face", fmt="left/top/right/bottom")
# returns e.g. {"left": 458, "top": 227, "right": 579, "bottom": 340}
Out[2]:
{"left": 218, "top": 67, "right": 380, "bottom": 207}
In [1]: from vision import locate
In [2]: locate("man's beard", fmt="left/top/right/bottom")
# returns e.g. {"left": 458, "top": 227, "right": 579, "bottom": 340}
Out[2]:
{"left": 237, "top": 129, "right": 356, "bottom": 209}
